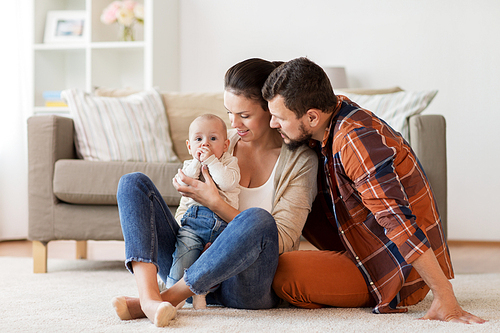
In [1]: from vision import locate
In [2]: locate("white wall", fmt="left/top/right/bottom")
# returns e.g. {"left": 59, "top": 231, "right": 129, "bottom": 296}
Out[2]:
{"left": 0, "top": 1, "right": 30, "bottom": 240}
{"left": 179, "top": 0, "right": 500, "bottom": 241}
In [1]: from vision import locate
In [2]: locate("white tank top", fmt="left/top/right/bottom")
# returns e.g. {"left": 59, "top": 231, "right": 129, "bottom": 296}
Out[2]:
{"left": 238, "top": 157, "right": 279, "bottom": 213}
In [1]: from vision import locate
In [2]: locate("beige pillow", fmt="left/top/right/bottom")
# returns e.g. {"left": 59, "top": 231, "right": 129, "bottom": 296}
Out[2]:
{"left": 94, "top": 88, "right": 227, "bottom": 162}
{"left": 62, "top": 88, "right": 179, "bottom": 163}
{"left": 336, "top": 89, "right": 438, "bottom": 140}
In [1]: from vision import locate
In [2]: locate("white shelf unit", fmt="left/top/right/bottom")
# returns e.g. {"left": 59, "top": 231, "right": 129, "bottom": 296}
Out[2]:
{"left": 31, "top": 0, "right": 179, "bottom": 115}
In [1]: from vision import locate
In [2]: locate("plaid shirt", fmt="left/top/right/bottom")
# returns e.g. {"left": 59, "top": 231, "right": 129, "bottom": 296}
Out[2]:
{"left": 304, "top": 96, "right": 453, "bottom": 314}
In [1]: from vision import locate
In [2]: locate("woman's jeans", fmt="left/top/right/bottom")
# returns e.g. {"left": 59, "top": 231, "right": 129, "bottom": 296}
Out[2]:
{"left": 168, "top": 205, "right": 228, "bottom": 288}
{"left": 117, "top": 172, "right": 280, "bottom": 309}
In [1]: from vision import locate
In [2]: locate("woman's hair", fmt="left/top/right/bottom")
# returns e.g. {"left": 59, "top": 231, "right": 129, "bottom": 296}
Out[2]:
{"left": 224, "top": 58, "right": 284, "bottom": 111}
{"left": 262, "top": 57, "right": 337, "bottom": 118}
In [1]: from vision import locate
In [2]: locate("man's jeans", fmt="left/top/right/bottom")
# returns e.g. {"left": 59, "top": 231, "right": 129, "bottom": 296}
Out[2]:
{"left": 167, "top": 205, "right": 228, "bottom": 288}
{"left": 117, "top": 172, "right": 280, "bottom": 309}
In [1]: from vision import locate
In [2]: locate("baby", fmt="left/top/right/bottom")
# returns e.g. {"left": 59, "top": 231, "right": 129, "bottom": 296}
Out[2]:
{"left": 168, "top": 114, "right": 240, "bottom": 309}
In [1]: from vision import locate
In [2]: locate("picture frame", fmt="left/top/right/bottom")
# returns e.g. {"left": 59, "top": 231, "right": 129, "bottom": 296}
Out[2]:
{"left": 44, "top": 11, "right": 87, "bottom": 43}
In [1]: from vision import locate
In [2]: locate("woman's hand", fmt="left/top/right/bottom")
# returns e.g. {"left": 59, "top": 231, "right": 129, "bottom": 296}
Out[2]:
{"left": 173, "top": 166, "right": 221, "bottom": 209}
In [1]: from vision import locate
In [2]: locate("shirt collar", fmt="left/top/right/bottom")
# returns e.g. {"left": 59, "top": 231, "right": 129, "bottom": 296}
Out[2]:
{"left": 319, "top": 95, "right": 346, "bottom": 151}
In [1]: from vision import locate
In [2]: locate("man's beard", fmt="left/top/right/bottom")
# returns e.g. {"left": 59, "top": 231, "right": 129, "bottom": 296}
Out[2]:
{"left": 281, "top": 123, "right": 312, "bottom": 152}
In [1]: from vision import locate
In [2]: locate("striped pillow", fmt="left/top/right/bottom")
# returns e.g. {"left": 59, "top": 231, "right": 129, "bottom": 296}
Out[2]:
{"left": 336, "top": 90, "right": 438, "bottom": 140}
{"left": 62, "top": 88, "right": 179, "bottom": 163}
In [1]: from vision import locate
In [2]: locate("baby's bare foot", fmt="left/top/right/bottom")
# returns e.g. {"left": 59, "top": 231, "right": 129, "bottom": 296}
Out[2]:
{"left": 192, "top": 294, "right": 207, "bottom": 310}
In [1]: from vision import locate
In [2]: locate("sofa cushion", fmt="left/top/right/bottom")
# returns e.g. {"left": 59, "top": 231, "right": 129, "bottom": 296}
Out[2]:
{"left": 336, "top": 89, "right": 438, "bottom": 140}
{"left": 61, "top": 88, "right": 179, "bottom": 163}
{"left": 340, "top": 86, "right": 403, "bottom": 95}
{"left": 162, "top": 92, "right": 228, "bottom": 161}
{"left": 53, "top": 160, "right": 182, "bottom": 205}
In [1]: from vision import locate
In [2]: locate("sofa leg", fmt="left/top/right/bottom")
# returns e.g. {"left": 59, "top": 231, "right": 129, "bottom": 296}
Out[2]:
{"left": 33, "top": 241, "right": 48, "bottom": 273}
{"left": 76, "top": 240, "right": 87, "bottom": 259}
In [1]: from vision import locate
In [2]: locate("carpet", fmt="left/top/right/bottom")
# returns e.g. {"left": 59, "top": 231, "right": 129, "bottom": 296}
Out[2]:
{"left": 1, "top": 257, "right": 498, "bottom": 332}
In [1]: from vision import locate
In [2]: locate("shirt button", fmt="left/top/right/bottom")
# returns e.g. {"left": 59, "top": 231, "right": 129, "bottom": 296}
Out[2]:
{"left": 370, "top": 282, "right": 374, "bottom": 285}
{"left": 355, "top": 256, "right": 359, "bottom": 260}
{"left": 340, "top": 231, "right": 344, "bottom": 234}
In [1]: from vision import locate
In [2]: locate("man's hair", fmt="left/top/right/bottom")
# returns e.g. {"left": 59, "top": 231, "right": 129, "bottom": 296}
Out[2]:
{"left": 262, "top": 57, "right": 337, "bottom": 118}
{"left": 224, "top": 58, "right": 284, "bottom": 111}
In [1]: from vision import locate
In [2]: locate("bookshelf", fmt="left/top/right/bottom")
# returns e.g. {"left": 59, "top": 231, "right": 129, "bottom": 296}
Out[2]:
{"left": 31, "top": 0, "right": 179, "bottom": 114}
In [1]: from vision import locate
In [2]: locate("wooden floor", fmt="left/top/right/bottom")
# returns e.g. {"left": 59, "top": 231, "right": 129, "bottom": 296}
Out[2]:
{"left": 1, "top": 239, "right": 500, "bottom": 274}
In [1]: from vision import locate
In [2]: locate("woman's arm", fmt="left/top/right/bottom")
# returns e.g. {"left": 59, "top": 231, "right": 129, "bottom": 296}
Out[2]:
{"left": 173, "top": 166, "right": 241, "bottom": 222}
{"left": 272, "top": 145, "right": 318, "bottom": 254}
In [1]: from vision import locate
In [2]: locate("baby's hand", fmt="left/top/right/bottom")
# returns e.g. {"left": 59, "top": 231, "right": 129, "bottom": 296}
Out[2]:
{"left": 197, "top": 147, "right": 213, "bottom": 162}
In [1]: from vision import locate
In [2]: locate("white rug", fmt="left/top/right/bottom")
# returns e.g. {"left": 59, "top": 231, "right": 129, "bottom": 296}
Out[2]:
{"left": 0, "top": 257, "right": 498, "bottom": 332}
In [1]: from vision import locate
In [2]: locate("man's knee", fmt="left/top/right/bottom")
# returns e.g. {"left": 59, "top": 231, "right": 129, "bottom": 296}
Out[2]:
{"left": 273, "top": 252, "right": 323, "bottom": 309}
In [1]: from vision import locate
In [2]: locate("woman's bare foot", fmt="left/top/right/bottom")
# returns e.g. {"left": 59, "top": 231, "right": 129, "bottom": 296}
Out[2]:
{"left": 112, "top": 296, "right": 146, "bottom": 320}
{"left": 112, "top": 296, "right": 132, "bottom": 320}
{"left": 140, "top": 299, "right": 176, "bottom": 327}
{"left": 154, "top": 302, "right": 177, "bottom": 327}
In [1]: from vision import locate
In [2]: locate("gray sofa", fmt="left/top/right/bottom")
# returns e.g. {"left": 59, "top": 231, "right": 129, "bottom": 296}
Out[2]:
{"left": 27, "top": 89, "right": 447, "bottom": 273}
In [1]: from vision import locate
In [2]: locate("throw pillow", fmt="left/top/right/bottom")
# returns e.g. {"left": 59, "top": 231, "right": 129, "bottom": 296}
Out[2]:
{"left": 61, "top": 88, "right": 179, "bottom": 163}
{"left": 336, "top": 90, "right": 438, "bottom": 140}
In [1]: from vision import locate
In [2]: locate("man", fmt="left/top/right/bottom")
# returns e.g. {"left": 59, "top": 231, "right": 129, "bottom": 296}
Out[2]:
{"left": 262, "top": 57, "right": 485, "bottom": 324}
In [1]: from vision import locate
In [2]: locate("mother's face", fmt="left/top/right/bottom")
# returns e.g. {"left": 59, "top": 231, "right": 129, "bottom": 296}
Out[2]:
{"left": 223, "top": 90, "right": 271, "bottom": 142}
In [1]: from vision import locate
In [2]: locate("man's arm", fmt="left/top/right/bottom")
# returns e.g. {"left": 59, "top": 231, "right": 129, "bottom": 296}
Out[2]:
{"left": 412, "top": 249, "right": 486, "bottom": 323}
{"left": 340, "top": 126, "right": 485, "bottom": 322}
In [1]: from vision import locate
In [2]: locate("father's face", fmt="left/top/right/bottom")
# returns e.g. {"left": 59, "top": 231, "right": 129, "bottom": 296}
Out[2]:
{"left": 269, "top": 96, "right": 312, "bottom": 151}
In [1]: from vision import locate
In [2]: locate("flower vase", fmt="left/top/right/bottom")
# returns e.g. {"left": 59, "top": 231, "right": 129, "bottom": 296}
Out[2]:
{"left": 119, "top": 24, "right": 134, "bottom": 41}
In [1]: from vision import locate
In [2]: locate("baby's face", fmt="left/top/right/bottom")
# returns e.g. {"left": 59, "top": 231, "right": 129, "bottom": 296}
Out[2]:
{"left": 187, "top": 117, "right": 228, "bottom": 160}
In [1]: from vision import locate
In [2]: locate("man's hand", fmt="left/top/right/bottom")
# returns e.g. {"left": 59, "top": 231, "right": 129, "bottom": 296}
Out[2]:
{"left": 413, "top": 249, "right": 486, "bottom": 324}
{"left": 420, "top": 287, "right": 486, "bottom": 323}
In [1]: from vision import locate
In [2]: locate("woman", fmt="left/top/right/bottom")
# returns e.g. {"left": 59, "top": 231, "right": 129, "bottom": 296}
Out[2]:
{"left": 112, "top": 58, "right": 318, "bottom": 327}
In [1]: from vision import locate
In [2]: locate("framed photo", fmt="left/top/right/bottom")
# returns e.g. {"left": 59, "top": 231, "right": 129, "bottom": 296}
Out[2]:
{"left": 44, "top": 11, "right": 87, "bottom": 43}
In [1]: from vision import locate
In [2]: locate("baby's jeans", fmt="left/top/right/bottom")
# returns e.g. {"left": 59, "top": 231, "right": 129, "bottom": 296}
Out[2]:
{"left": 167, "top": 205, "right": 228, "bottom": 288}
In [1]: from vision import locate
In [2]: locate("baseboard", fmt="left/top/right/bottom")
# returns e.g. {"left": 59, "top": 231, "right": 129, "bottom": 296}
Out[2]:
{"left": 448, "top": 240, "right": 500, "bottom": 247}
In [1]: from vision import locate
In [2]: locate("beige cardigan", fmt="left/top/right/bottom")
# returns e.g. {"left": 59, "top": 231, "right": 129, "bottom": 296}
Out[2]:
{"left": 175, "top": 129, "right": 318, "bottom": 254}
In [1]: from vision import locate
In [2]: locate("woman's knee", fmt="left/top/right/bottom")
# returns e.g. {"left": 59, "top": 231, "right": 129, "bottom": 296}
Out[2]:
{"left": 117, "top": 172, "right": 150, "bottom": 198}
{"left": 237, "top": 208, "right": 276, "bottom": 232}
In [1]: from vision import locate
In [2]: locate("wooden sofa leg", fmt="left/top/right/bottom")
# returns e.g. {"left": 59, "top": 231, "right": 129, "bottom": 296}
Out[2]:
{"left": 33, "top": 241, "right": 48, "bottom": 273}
{"left": 76, "top": 240, "right": 87, "bottom": 259}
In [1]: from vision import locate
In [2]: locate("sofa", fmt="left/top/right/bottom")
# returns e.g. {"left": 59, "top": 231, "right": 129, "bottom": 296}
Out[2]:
{"left": 27, "top": 88, "right": 447, "bottom": 273}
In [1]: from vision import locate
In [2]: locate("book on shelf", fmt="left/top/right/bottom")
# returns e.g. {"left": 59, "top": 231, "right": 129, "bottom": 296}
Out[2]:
{"left": 45, "top": 101, "right": 68, "bottom": 107}
{"left": 43, "top": 90, "right": 63, "bottom": 100}
{"left": 43, "top": 90, "right": 67, "bottom": 107}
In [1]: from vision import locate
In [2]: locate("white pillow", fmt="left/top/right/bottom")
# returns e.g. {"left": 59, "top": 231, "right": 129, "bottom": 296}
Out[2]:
{"left": 336, "top": 90, "right": 438, "bottom": 140}
{"left": 62, "top": 88, "right": 179, "bottom": 163}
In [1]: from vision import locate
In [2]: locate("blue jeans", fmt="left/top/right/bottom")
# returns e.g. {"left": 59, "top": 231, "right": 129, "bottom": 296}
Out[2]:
{"left": 167, "top": 205, "right": 228, "bottom": 288}
{"left": 117, "top": 172, "right": 281, "bottom": 309}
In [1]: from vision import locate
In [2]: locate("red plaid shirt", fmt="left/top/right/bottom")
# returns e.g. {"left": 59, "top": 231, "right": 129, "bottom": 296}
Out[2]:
{"left": 303, "top": 96, "right": 453, "bottom": 313}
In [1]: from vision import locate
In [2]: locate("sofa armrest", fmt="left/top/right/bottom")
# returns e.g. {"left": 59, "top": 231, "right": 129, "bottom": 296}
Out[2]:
{"left": 27, "top": 115, "right": 77, "bottom": 242}
{"left": 408, "top": 114, "right": 447, "bottom": 237}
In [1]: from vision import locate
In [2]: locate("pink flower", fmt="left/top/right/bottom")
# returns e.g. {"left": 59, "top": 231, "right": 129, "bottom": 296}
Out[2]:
{"left": 122, "top": 0, "right": 136, "bottom": 11}
{"left": 100, "top": 1, "right": 144, "bottom": 26}
{"left": 100, "top": 1, "right": 122, "bottom": 25}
